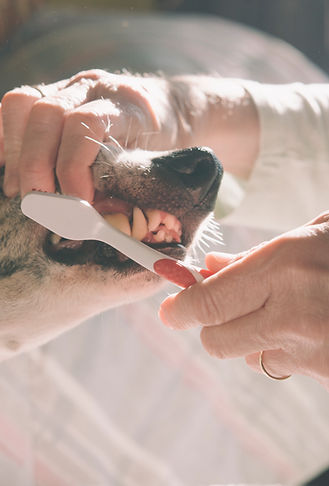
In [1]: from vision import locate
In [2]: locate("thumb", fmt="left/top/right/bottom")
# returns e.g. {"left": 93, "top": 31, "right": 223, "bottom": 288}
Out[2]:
{"left": 159, "top": 247, "right": 271, "bottom": 330}
{"left": 205, "top": 251, "right": 239, "bottom": 272}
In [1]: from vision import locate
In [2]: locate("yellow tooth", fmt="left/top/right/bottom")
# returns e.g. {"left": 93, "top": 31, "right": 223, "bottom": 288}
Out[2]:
{"left": 103, "top": 213, "right": 131, "bottom": 236}
{"left": 154, "top": 229, "right": 165, "bottom": 242}
{"left": 132, "top": 207, "right": 148, "bottom": 241}
{"left": 163, "top": 214, "right": 176, "bottom": 230}
{"left": 51, "top": 233, "right": 61, "bottom": 245}
{"left": 145, "top": 209, "right": 162, "bottom": 232}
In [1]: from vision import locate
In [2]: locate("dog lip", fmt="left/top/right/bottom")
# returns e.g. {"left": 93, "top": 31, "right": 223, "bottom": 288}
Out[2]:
{"left": 93, "top": 190, "right": 132, "bottom": 216}
{"left": 45, "top": 191, "right": 186, "bottom": 266}
{"left": 44, "top": 236, "right": 186, "bottom": 269}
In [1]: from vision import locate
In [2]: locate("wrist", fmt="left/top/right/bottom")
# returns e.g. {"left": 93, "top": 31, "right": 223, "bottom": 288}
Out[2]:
{"left": 168, "top": 76, "right": 260, "bottom": 179}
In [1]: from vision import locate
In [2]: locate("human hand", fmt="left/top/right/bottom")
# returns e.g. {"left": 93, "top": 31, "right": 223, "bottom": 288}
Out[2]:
{"left": 0, "top": 69, "right": 178, "bottom": 202}
{"left": 159, "top": 212, "right": 329, "bottom": 390}
{"left": 0, "top": 72, "right": 260, "bottom": 203}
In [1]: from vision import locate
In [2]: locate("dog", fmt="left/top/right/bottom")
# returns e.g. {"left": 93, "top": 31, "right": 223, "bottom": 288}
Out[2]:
{"left": 0, "top": 145, "right": 222, "bottom": 359}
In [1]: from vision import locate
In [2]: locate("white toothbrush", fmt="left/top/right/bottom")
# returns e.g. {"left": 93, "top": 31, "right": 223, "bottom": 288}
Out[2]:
{"left": 21, "top": 192, "right": 211, "bottom": 288}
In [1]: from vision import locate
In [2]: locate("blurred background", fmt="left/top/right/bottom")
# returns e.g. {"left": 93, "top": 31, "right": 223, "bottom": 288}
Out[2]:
{"left": 3, "top": 0, "right": 329, "bottom": 73}
{"left": 1, "top": 2, "right": 329, "bottom": 486}
{"left": 46, "top": 0, "right": 329, "bottom": 74}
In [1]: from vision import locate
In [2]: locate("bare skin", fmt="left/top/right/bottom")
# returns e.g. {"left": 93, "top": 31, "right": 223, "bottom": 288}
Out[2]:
{"left": 160, "top": 212, "right": 329, "bottom": 390}
{"left": 0, "top": 69, "right": 259, "bottom": 201}
{"left": 2, "top": 69, "right": 329, "bottom": 390}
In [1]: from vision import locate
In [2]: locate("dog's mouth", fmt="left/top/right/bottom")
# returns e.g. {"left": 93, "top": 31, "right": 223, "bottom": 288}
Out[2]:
{"left": 45, "top": 190, "right": 186, "bottom": 270}
{"left": 42, "top": 146, "right": 223, "bottom": 272}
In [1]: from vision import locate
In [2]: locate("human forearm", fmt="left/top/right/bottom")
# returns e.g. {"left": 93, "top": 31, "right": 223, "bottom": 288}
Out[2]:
{"left": 143, "top": 75, "right": 260, "bottom": 179}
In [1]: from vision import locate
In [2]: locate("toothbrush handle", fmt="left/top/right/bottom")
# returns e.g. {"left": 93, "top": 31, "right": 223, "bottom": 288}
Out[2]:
{"left": 153, "top": 259, "right": 213, "bottom": 289}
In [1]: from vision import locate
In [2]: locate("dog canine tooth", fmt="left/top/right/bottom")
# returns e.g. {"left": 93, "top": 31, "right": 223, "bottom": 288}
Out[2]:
{"left": 103, "top": 213, "right": 131, "bottom": 236}
{"left": 145, "top": 209, "right": 162, "bottom": 232}
{"left": 131, "top": 207, "right": 148, "bottom": 241}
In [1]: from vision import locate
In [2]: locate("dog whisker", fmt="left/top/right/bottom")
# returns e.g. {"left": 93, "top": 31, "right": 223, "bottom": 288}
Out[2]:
{"left": 81, "top": 121, "right": 91, "bottom": 132}
{"left": 107, "top": 135, "right": 124, "bottom": 152}
{"left": 134, "top": 133, "right": 140, "bottom": 150}
{"left": 124, "top": 117, "right": 133, "bottom": 149}
{"left": 205, "top": 236, "right": 223, "bottom": 246}
{"left": 104, "top": 110, "right": 112, "bottom": 134}
{"left": 200, "top": 240, "right": 211, "bottom": 249}
{"left": 85, "top": 136, "right": 112, "bottom": 153}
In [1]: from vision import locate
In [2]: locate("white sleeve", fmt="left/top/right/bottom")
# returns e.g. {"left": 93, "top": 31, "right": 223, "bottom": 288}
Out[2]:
{"left": 220, "top": 81, "right": 329, "bottom": 232}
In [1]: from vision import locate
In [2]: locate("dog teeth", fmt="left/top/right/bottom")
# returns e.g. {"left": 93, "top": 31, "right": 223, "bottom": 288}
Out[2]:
{"left": 154, "top": 229, "right": 166, "bottom": 242}
{"left": 103, "top": 213, "right": 131, "bottom": 236}
{"left": 102, "top": 207, "right": 182, "bottom": 244}
{"left": 163, "top": 214, "right": 176, "bottom": 230}
{"left": 145, "top": 209, "right": 162, "bottom": 232}
{"left": 132, "top": 207, "right": 148, "bottom": 241}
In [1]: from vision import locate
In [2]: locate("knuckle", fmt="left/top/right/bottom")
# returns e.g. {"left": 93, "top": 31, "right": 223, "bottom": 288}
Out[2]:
{"left": 34, "top": 95, "right": 72, "bottom": 113}
{"left": 31, "top": 99, "right": 66, "bottom": 124}
{"left": 1, "top": 85, "right": 47, "bottom": 107}
{"left": 200, "top": 327, "right": 226, "bottom": 359}
{"left": 68, "top": 69, "right": 107, "bottom": 85}
{"left": 194, "top": 283, "right": 226, "bottom": 325}
{"left": 309, "top": 211, "right": 329, "bottom": 225}
{"left": 65, "top": 109, "right": 103, "bottom": 133}
{"left": 1, "top": 88, "right": 29, "bottom": 107}
{"left": 19, "top": 157, "right": 46, "bottom": 176}
{"left": 56, "top": 161, "right": 76, "bottom": 180}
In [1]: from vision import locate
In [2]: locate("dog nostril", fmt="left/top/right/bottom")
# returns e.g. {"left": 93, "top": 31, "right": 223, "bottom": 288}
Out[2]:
{"left": 156, "top": 147, "right": 223, "bottom": 202}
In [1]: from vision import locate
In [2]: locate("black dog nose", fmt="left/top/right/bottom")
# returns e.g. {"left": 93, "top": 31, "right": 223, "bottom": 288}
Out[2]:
{"left": 154, "top": 147, "right": 223, "bottom": 204}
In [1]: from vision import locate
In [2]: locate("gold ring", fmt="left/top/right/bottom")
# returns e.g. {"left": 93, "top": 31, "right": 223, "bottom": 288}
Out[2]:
{"left": 259, "top": 351, "right": 291, "bottom": 381}
{"left": 31, "top": 84, "right": 46, "bottom": 98}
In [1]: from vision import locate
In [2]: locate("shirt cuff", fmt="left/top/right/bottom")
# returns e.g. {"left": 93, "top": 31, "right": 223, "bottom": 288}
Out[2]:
{"left": 218, "top": 81, "right": 329, "bottom": 232}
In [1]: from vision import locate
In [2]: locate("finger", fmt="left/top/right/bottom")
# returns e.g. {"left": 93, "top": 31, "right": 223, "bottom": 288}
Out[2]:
{"left": 159, "top": 248, "right": 271, "bottom": 330}
{"left": 19, "top": 84, "right": 92, "bottom": 197}
{"left": 199, "top": 306, "right": 278, "bottom": 359}
{"left": 245, "top": 349, "right": 295, "bottom": 378}
{"left": 205, "top": 241, "right": 271, "bottom": 273}
{"left": 55, "top": 99, "right": 121, "bottom": 202}
{"left": 205, "top": 251, "right": 239, "bottom": 272}
{"left": 305, "top": 210, "right": 329, "bottom": 226}
{"left": 1, "top": 86, "right": 41, "bottom": 196}
{"left": 0, "top": 103, "right": 4, "bottom": 166}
